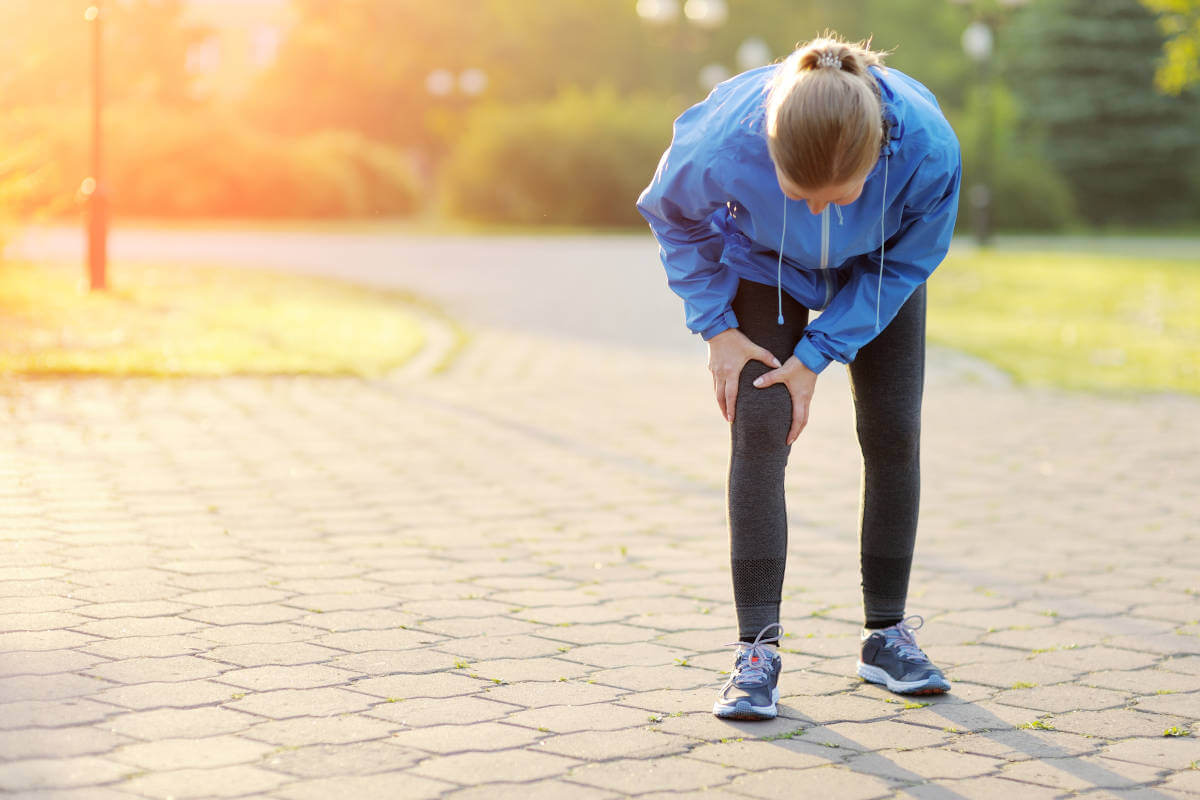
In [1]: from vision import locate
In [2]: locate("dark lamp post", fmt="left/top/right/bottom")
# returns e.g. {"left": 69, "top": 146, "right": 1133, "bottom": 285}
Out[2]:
{"left": 84, "top": 3, "right": 108, "bottom": 291}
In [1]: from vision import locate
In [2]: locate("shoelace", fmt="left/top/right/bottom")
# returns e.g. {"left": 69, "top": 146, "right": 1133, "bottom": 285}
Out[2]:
{"left": 881, "top": 614, "right": 930, "bottom": 662}
{"left": 721, "top": 622, "right": 783, "bottom": 686}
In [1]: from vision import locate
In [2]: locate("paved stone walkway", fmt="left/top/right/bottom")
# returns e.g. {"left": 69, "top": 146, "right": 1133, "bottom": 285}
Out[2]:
{"left": 2, "top": 316, "right": 1199, "bottom": 799}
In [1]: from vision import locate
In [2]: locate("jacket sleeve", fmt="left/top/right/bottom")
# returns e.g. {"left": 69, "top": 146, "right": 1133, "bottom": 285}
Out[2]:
{"left": 792, "top": 147, "right": 963, "bottom": 373}
{"left": 636, "top": 106, "right": 740, "bottom": 341}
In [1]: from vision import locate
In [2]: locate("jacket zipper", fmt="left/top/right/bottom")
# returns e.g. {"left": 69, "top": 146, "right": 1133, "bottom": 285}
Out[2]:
{"left": 820, "top": 206, "right": 833, "bottom": 309}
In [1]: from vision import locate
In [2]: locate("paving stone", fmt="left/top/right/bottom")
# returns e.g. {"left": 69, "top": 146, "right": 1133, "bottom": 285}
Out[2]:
{"left": 348, "top": 672, "right": 491, "bottom": 700}
{"left": 1032, "top": 646, "right": 1161, "bottom": 673}
{"left": 1083, "top": 670, "right": 1200, "bottom": 695}
{"left": 79, "top": 635, "right": 212, "bottom": 659}
{"left": 205, "top": 641, "right": 344, "bottom": 667}
{"left": 812, "top": 720, "right": 954, "bottom": 752}
{"left": 461, "top": 656, "right": 593, "bottom": 684}
{"left": 566, "top": 756, "right": 737, "bottom": 794}
{"left": 409, "top": 748, "right": 581, "bottom": 785}
{"left": 83, "top": 655, "right": 227, "bottom": 684}
{"left": 723, "top": 764, "right": 894, "bottom": 799}
{"left": 316, "top": 648, "right": 462, "bottom": 675}
{"left": 389, "top": 720, "right": 548, "bottom": 754}
{"left": 105, "top": 706, "right": 261, "bottom": 740}
{"left": 0, "top": 756, "right": 132, "bottom": 791}
{"left": 216, "top": 664, "right": 359, "bottom": 691}
{"left": 586, "top": 664, "right": 717, "bottom": 691}
{"left": 685, "top": 738, "right": 834, "bottom": 770}
{"left": 0, "top": 650, "right": 101, "bottom": 678}
{"left": 262, "top": 739, "right": 422, "bottom": 777}
{"left": 120, "top": 764, "right": 290, "bottom": 798}
{"left": 1160, "top": 769, "right": 1200, "bottom": 795}
{"left": 501, "top": 702, "right": 654, "bottom": 733}
{"left": 897, "top": 775, "right": 1063, "bottom": 799}
{"left": 93, "top": 680, "right": 237, "bottom": 710}
{"left": 1132, "top": 692, "right": 1200, "bottom": 719}
{"left": 365, "top": 696, "right": 520, "bottom": 727}
{"left": 0, "top": 698, "right": 115, "bottom": 730}
{"left": 271, "top": 772, "right": 455, "bottom": 800}
{"left": 537, "top": 728, "right": 690, "bottom": 760}
{"left": 1052, "top": 709, "right": 1192, "bottom": 738}
{"left": 947, "top": 660, "right": 1081, "bottom": 688}
{"left": 441, "top": 778, "right": 620, "bottom": 800}
{"left": 224, "top": 688, "right": 380, "bottom": 719}
{"left": 1161, "top": 656, "right": 1200, "bottom": 676}
{"left": 312, "top": 628, "right": 440, "bottom": 651}
{"left": 0, "top": 630, "right": 97, "bottom": 652}
{"left": 999, "top": 754, "right": 1164, "bottom": 790}
{"left": 855, "top": 746, "right": 1003, "bottom": 779}
{"left": 898, "top": 700, "right": 1047, "bottom": 733}
{"left": 196, "top": 623, "right": 324, "bottom": 646}
{"left": 244, "top": 714, "right": 398, "bottom": 746}
{"left": 0, "top": 672, "right": 110, "bottom": 703}
{"left": 991, "top": 684, "right": 1131, "bottom": 713}
{"left": 110, "top": 734, "right": 275, "bottom": 770}
{"left": 182, "top": 604, "right": 308, "bottom": 625}
{"left": 478, "top": 680, "right": 626, "bottom": 708}
{"left": 946, "top": 728, "right": 1099, "bottom": 761}
{"left": 70, "top": 617, "right": 208, "bottom": 638}
{"left": 1102, "top": 736, "right": 1200, "bottom": 770}
{"left": 0, "top": 725, "right": 131, "bottom": 760}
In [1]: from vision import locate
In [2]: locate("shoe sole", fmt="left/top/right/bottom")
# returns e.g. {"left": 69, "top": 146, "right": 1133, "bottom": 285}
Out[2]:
{"left": 713, "top": 686, "right": 780, "bottom": 720}
{"left": 856, "top": 662, "right": 951, "bottom": 695}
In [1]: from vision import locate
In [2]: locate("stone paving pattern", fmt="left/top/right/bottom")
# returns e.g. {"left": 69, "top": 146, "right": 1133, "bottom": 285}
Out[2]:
{"left": 1, "top": 318, "right": 1199, "bottom": 799}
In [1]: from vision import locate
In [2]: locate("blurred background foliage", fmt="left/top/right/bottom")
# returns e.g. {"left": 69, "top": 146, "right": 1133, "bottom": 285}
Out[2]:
{"left": 1, "top": 0, "right": 1197, "bottom": 230}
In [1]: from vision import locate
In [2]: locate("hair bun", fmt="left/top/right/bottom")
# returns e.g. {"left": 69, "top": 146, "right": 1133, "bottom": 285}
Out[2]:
{"left": 815, "top": 51, "right": 842, "bottom": 70}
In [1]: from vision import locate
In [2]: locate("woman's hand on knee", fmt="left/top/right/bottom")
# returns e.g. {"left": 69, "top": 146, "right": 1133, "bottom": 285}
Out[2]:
{"left": 753, "top": 356, "right": 818, "bottom": 445}
{"left": 706, "top": 328, "right": 781, "bottom": 423}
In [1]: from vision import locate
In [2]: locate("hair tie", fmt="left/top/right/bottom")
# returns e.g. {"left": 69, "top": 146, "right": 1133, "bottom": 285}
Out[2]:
{"left": 816, "top": 52, "right": 841, "bottom": 69}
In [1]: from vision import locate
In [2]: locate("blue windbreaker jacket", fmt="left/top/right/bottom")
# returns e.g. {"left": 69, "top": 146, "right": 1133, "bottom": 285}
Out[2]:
{"left": 636, "top": 64, "right": 962, "bottom": 374}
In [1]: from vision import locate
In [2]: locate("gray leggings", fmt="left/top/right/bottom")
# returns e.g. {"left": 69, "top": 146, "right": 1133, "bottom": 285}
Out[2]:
{"left": 727, "top": 278, "right": 926, "bottom": 639}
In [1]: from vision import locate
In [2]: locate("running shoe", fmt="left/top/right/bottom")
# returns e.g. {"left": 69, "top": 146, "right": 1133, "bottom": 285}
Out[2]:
{"left": 712, "top": 622, "right": 784, "bottom": 720}
{"left": 856, "top": 614, "right": 951, "bottom": 695}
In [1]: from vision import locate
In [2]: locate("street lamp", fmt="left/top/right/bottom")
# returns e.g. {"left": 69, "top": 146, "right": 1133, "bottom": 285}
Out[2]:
{"left": 951, "top": 0, "right": 1030, "bottom": 247}
{"left": 637, "top": 0, "right": 731, "bottom": 92}
{"left": 963, "top": 18, "right": 994, "bottom": 247}
{"left": 83, "top": 3, "right": 107, "bottom": 291}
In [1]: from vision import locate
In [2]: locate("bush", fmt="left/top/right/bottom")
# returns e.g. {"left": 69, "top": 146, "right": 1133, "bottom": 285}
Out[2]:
{"left": 948, "top": 85, "right": 1082, "bottom": 233}
{"left": 0, "top": 105, "right": 420, "bottom": 220}
{"left": 440, "top": 87, "right": 675, "bottom": 226}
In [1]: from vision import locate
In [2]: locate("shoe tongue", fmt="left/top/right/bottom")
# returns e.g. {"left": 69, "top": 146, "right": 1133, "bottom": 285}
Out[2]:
{"left": 750, "top": 656, "right": 759, "bottom": 663}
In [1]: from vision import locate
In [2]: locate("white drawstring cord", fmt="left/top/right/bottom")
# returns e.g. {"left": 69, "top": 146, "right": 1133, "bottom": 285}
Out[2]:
{"left": 875, "top": 155, "right": 889, "bottom": 332}
{"left": 776, "top": 196, "right": 787, "bottom": 325}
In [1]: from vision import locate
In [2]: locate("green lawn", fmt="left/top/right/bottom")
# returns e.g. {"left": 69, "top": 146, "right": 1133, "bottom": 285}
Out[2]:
{"left": 929, "top": 250, "right": 1200, "bottom": 395}
{"left": 0, "top": 260, "right": 430, "bottom": 377}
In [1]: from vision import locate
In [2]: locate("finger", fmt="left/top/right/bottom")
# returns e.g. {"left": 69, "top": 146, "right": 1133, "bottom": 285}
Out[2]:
{"left": 755, "top": 348, "right": 782, "bottom": 370}
{"left": 724, "top": 375, "right": 738, "bottom": 423}
{"left": 786, "top": 398, "right": 808, "bottom": 445}
{"left": 715, "top": 376, "right": 727, "bottom": 421}
{"left": 752, "top": 368, "right": 778, "bottom": 389}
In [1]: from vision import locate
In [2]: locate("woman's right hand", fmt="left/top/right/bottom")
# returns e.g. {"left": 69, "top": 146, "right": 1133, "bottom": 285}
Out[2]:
{"left": 706, "top": 328, "right": 782, "bottom": 423}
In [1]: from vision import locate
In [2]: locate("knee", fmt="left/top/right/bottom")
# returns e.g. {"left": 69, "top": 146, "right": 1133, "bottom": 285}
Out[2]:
{"left": 733, "top": 368, "right": 792, "bottom": 452}
{"left": 857, "top": 414, "right": 921, "bottom": 464}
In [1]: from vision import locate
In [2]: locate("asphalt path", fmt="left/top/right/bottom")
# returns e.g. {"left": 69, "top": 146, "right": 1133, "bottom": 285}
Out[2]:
{"left": 6, "top": 225, "right": 703, "bottom": 356}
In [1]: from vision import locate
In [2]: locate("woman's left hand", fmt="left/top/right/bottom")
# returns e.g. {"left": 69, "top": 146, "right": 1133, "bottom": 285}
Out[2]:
{"left": 752, "top": 356, "right": 819, "bottom": 445}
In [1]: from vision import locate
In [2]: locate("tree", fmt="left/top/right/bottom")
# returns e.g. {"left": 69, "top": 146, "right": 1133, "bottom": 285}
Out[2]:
{"left": 1141, "top": 0, "right": 1200, "bottom": 93}
{"left": 1007, "top": 0, "right": 1199, "bottom": 224}
{"left": 0, "top": 0, "right": 211, "bottom": 110}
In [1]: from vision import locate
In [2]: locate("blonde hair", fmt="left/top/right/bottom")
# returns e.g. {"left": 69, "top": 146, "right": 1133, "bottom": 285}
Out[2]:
{"left": 766, "top": 33, "right": 891, "bottom": 190}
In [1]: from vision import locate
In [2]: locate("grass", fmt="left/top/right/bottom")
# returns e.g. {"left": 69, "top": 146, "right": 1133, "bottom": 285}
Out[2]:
{"left": 0, "top": 260, "right": 427, "bottom": 377}
{"left": 929, "top": 250, "right": 1200, "bottom": 395}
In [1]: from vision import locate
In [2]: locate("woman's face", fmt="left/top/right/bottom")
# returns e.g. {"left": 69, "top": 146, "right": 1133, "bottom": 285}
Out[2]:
{"left": 775, "top": 167, "right": 867, "bottom": 216}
